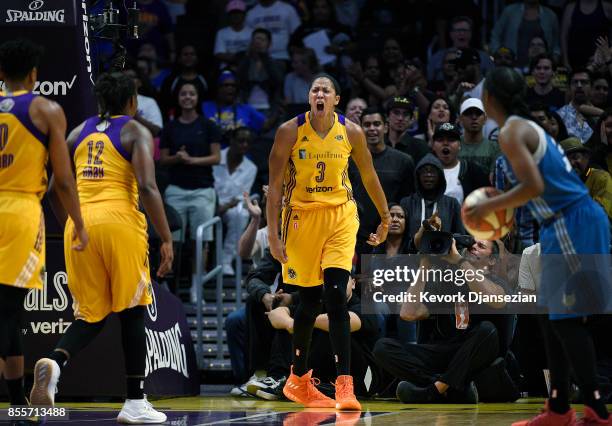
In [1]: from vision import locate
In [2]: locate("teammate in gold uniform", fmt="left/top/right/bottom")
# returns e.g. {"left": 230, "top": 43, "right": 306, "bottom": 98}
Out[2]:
{"left": 0, "top": 39, "right": 87, "bottom": 409}
{"left": 267, "top": 74, "right": 390, "bottom": 410}
{"left": 30, "top": 73, "right": 172, "bottom": 424}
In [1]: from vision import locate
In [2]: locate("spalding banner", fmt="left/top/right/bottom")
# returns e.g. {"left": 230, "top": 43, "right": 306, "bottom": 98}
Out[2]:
{"left": 0, "top": 240, "right": 199, "bottom": 398}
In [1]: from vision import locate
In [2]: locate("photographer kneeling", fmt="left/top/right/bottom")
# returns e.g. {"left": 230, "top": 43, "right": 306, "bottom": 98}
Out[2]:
{"left": 373, "top": 218, "right": 507, "bottom": 403}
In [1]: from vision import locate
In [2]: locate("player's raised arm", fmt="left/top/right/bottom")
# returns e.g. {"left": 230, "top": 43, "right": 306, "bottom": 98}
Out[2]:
{"left": 42, "top": 99, "right": 88, "bottom": 251}
{"left": 464, "top": 121, "right": 544, "bottom": 221}
{"left": 127, "top": 120, "right": 174, "bottom": 277}
{"left": 266, "top": 119, "right": 297, "bottom": 263}
{"left": 346, "top": 119, "right": 390, "bottom": 246}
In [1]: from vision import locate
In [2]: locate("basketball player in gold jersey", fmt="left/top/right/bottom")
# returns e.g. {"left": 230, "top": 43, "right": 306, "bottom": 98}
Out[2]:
{"left": 30, "top": 72, "right": 172, "bottom": 424}
{"left": 267, "top": 73, "right": 390, "bottom": 410}
{"left": 0, "top": 39, "right": 88, "bottom": 409}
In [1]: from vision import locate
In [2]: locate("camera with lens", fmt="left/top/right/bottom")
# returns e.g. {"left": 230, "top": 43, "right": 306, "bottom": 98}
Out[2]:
{"left": 417, "top": 220, "right": 475, "bottom": 255}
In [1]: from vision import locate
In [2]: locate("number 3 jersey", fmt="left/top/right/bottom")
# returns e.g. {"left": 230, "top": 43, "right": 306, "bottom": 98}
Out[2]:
{"left": 0, "top": 91, "right": 48, "bottom": 198}
{"left": 497, "top": 116, "right": 589, "bottom": 224}
{"left": 285, "top": 112, "right": 354, "bottom": 210}
{"left": 72, "top": 115, "right": 139, "bottom": 210}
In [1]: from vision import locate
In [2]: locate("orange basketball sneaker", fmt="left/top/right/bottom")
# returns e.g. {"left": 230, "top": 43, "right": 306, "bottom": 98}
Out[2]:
{"left": 335, "top": 375, "right": 361, "bottom": 411}
{"left": 283, "top": 367, "right": 336, "bottom": 408}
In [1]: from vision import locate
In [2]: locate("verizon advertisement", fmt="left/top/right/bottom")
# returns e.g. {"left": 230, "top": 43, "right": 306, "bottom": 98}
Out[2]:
{"left": 0, "top": 240, "right": 199, "bottom": 398}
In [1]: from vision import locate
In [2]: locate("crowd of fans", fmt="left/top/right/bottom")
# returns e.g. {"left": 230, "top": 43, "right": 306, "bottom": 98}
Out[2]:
{"left": 122, "top": 0, "right": 612, "bottom": 402}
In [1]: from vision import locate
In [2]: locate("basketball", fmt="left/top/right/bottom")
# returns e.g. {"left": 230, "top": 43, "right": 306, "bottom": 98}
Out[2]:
{"left": 461, "top": 187, "right": 514, "bottom": 240}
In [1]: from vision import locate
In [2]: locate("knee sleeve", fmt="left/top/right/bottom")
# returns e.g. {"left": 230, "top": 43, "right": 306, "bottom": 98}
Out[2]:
{"left": 323, "top": 268, "right": 350, "bottom": 322}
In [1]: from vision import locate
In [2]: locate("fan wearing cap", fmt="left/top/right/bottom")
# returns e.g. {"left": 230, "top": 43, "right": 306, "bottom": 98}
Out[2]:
{"left": 202, "top": 70, "right": 266, "bottom": 133}
{"left": 430, "top": 122, "right": 490, "bottom": 204}
{"left": 560, "top": 137, "right": 612, "bottom": 219}
{"left": 214, "top": 0, "right": 253, "bottom": 69}
{"left": 385, "top": 96, "right": 430, "bottom": 164}
{"left": 458, "top": 98, "right": 501, "bottom": 174}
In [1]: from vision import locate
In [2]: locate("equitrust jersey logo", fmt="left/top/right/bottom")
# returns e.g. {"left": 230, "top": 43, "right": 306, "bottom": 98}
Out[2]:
{"left": 6, "top": 0, "right": 66, "bottom": 23}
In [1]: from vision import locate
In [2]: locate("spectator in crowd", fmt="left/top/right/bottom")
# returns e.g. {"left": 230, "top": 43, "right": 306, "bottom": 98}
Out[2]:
{"left": 458, "top": 98, "right": 501, "bottom": 174}
{"left": 284, "top": 48, "right": 319, "bottom": 105}
{"left": 347, "top": 54, "right": 387, "bottom": 107}
{"left": 137, "top": 43, "right": 172, "bottom": 92}
{"left": 384, "top": 97, "right": 430, "bottom": 165}
{"left": 262, "top": 276, "right": 381, "bottom": 398}
{"left": 586, "top": 108, "right": 612, "bottom": 172}
{"left": 400, "top": 154, "right": 466, "bottom": 252}
{"left": 492, "top": 47, "right": 518, "bottom": 70}
{"left": 529, "top": 102, "right": 552, "bottom": 133}
{"left": 425, "top": 97, "right": 453, "bottom": 143}
{"left": 238, "top": 187, "right": 269, "bottom": 269}
{"left": 374, "top": 234, "right": 505, "bottom": 403}
{"left": 383, "top": 60, "right": 432, "bottom": 118}
{"left": 379, "top": 37, "right": 406, "bottom": 87}
{"left": 202, "top": 70, "right": 266, "bottom": 134}
{"left": 561, "top": 0, "right": 612, "bottom": 70}
{"left": 246, "top": 0, "right": 302, "bottom": 63}
{"left": 344, "top": 97, "right": 367, "bottom": 125}
{"left": 447, "top": 48, "right": 484, "bottom": 111}
{"left": 213, "top": 127, "right": 258, "bottom": 276}
{"left": 489, "top": 0, "right": 560, "bottom": 69}
{"left": 561, "top": 137, "right": 612, "bottom": 219}
{"left": 237, "top": 28, "right": 284, "bottom": 130}
{"left": 160, "top": 45, "right": 209, "bottom": 118}
{"left": 159, "top": 82, "right": 221, "bottom": 300}
{"left": 557, "top": 69, "right": 596, "bottom": 143}
{"left": 289, "top": 0, "right": 355, "bottom": 68}
{"left": 123, "top": 66, "right": 164, "bottom": 138}
{"left": 131, "top": 0, "right": 176, "bottom": 62}
{"left": 429, "top": 49, "right": 458, "bottom": 98}
{"left": 526, "top": 53, "right": 566, "bottom": 110}
{"left": 546, "top": 109, "right": 569, "bottom": 141}
{"left": 427, "top": 16, "right": 494, "bottom": 83}
{"left": 349, "top": 107, "right": 414, "bottom": 255}
{"left": 430, "top": 123, "right": 489, "bottom": 204}
{"left": 592, "top": 74, "right": 610, "bottom": 109}
{"left": 214, "top": 0, "right": 253, "bottom": 70}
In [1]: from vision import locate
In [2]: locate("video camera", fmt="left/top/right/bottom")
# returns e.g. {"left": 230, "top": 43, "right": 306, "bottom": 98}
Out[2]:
{"left": 89, "top": 1, "right": 140, "bottom": 71}
{"left": 418, "top": 220, "right": 475, "bottom": 255}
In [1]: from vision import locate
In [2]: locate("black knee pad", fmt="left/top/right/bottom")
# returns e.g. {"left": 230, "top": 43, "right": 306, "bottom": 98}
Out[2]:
{"left": 323, "top": 268, "right": 350, "bottom": 322}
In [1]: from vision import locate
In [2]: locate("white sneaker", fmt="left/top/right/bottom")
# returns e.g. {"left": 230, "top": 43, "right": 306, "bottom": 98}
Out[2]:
{"left": 30, "top": 358, "right": 60, "bottom": 406}
{"left": 117, "top": 397, "right": 167, "bottom": 424}
{"left": 247, "top": 376, "right": 286, "bottom": 400}
{"left": 222, "top": 264, "right": 235, "bottom": 276}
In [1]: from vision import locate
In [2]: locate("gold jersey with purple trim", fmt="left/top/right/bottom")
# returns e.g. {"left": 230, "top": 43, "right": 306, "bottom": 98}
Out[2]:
{"left": 284, "top": 112, "right": 353, "bottom": 210}
{"left": 0, "top": 90, "right": 48, "bottom": 198}
{"left": 72, "top": 115, "right": 139, "bottom": 210}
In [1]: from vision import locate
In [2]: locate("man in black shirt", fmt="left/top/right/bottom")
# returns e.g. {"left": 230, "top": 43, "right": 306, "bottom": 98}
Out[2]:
{"left": 384, "top": 97, "right": 430, "bottom": 165}
{"left": 350, "top": 106, "right": 415, "bottom": 255}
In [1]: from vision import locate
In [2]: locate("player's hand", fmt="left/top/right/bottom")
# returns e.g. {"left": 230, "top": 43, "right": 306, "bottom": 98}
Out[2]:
{"left": 367, "top": 221, "right": 389, "bottom": 246}
{"left": 462, "top": 202, "right": 492, "bottom": 223}
{"left": 269, "top": 237, "right": 288, "bottom": 263}
{"left": 72, "top": 225, "right": 89, "bottom": 251}
{"left": 157, "top": 241, "right": 174, "bottom": 277}
{"left": 243, "top": 191, "right": 262, "bottom": 218}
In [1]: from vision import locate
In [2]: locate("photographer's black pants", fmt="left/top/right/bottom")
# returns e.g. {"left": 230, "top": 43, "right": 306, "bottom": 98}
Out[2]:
{"left": 373, "top": 321, "right": 498, "bottom": 391}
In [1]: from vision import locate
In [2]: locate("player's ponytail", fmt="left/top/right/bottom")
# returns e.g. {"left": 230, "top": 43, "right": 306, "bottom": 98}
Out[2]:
{"left": 484, "top": 67, "right": 530, "bottom": 119}
{"left": 94, "top": 72, "right": 136, "bottom": 123}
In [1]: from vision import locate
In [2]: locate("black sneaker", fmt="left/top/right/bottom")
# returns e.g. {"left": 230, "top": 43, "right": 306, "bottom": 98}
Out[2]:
{"left": 396, "top": 381, "right": 443, "bottom": 403}
{"left": 247, "top": 376, "right": 287, "bottom": 401}
{"left": 447, "top": 381, "right": 479, "bottom": 404}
